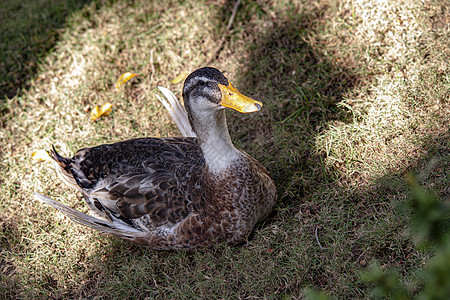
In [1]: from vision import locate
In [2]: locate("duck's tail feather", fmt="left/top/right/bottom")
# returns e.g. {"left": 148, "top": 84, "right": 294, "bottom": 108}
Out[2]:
{"left": 47, "top": 146, "right": 80, "bottom": 191}
{"left": 156, "top": 86, "right": 196, "bottom": 138}
{"left": 49, "top": 145, "right": 69, "bottom": 167}
{"left": 34, "top": 193, "right": 143, "bottom": 240}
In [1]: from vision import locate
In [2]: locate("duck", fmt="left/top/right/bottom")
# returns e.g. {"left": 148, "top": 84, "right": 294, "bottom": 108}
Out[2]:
{"left": 35, "top": 67, "right": 277, "bottom": 250}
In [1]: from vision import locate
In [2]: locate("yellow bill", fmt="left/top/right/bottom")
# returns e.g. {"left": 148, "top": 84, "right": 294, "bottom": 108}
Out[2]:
{"left": 32, "top": 150, "right": 52, "bottom": 162}
{"left": 90, "top": 102, "right": 112, "bottom": 121}
{"left": 218, "top": 82, "right": 262, "bottom": 113}
{"left": 116, "top": 72, "right": 139, "bottom": 90}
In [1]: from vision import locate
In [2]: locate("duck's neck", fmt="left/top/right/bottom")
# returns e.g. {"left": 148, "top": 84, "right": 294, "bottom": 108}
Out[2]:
{"left": 192, "top": 109, "right": 241, "bottom": 173}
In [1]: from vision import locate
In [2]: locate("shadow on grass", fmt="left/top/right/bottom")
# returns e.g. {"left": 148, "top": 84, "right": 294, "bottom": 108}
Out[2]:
{"left": 227, "top": 5, "right": 362, "bottom": 203}
{"left": 0, "top": 0, "right": 94, "bottom": 101}
{"left": 0, "top": 216, "right": 22, "bottom": 298}
{"left": 227, "top": 5, "right": 449, "bottom": 297}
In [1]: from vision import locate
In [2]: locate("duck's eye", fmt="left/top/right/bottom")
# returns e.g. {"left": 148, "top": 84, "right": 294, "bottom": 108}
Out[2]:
{"left": 228, "top": 92, "right": 234, "bottom": 96}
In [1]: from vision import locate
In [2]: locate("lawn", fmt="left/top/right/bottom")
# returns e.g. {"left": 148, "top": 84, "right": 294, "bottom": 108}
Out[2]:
{"left": 0, "top": 0, "right": 448, "bottom": 298}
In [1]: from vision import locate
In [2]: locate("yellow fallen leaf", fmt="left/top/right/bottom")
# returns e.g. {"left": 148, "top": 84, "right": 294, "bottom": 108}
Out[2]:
{"left": 90, "top": 102, "right": 112, "bottom": 121}
{"left": 116, "top": 72, "right": 139, "bottom": 89}
{"left": 32, "top": 150, "right": 52, "bottom": 162}
{"left": 171, "top": 71, "right": 190, "bottom": 84}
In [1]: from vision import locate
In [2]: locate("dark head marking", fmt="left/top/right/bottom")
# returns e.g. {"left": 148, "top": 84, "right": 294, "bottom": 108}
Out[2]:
{"left": 185, "top": 67, "right": 229, "bottom": 87}
{"left": 182, "top": 67, "right": 229, "bottom": 102}
{"left": 183, "top": 67, "right": 230, "bottom": 110}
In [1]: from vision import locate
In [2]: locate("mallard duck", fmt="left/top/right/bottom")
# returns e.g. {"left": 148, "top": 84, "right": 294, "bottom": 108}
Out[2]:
{"left": 35, "top": 67, "right": 277, "bottom": 250}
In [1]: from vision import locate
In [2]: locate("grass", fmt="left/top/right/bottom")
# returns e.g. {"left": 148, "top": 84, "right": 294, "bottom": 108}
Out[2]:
{"left": 0, "top": 0, "right": 449, "bottom": 298}
{"left": 0, "top": 0, "right": 94, "bottom": 99}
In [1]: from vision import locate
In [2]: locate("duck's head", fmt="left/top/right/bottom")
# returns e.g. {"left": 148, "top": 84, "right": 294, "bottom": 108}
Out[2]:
{"left": 182, "top": 67, "right": 262, "bottom": 170}
{"left": 182, "top": 67, "right": 262, "bottom": 117}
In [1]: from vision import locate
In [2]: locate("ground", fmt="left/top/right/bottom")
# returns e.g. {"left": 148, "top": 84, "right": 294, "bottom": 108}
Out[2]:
{"left": 0, "top": 0, "right": 448, "bottom": 298}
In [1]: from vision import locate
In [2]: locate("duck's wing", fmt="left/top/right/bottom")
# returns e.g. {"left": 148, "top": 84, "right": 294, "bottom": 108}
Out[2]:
{"left": 43, "top": 138, "right": 205, "bottom": 240}
{"left": 156, "top": 87, "right": 196, "bottom": 138}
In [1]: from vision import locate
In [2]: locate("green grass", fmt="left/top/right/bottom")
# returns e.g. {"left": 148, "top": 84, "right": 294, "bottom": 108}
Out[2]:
{"left": 0, "top": 0, "right": 94, "bottom": 99}
{"left": 0, "top": 0, "right": 449, "bottom": 298}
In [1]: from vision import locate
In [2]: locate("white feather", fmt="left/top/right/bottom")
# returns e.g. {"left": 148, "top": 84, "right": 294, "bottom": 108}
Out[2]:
{"left": 34, "top": 193, "right": 143, "bottom": 237}
{"left": 156, "top": 86, "right": 196, "bottom": 137}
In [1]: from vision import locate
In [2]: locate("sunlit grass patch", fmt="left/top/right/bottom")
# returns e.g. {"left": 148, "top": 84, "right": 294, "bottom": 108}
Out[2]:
{"left": 316, "top": 74, "right": 416, "bottom": 185}
{"left": 314, "top": 0, "right": 449, "bottom": 187}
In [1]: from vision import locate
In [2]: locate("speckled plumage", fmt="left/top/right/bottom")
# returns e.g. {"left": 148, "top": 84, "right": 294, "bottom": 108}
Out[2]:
{"left": 36, "top": 67, "right": 277, "bottom": 250}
